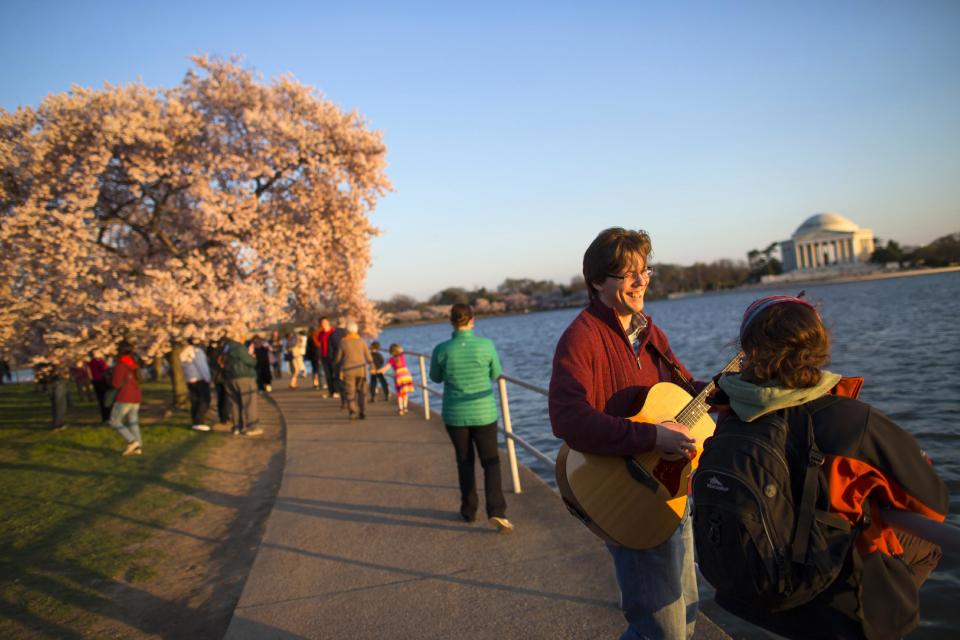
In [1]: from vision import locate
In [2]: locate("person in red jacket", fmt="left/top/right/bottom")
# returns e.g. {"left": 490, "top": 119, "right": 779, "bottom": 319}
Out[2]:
{"left": 110, "top": 340, "right": 143, "bottom": 456}
{"left": 549, "top": 227, "right": 702, "bottom": 640}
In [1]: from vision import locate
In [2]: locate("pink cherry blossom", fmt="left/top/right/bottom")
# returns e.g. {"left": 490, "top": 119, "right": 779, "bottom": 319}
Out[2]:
{"left": 0, "top": 56, "right": 390, "bottom": 364}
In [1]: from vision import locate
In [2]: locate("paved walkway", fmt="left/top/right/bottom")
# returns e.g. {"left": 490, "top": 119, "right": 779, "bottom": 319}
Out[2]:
{"left": 225, "top": 384, "right": 729, "bottom": 639}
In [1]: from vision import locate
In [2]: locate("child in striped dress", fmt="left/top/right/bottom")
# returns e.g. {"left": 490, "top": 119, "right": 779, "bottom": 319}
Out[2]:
{"left": 379, "top": 343, "right": 415, "bottom": 415}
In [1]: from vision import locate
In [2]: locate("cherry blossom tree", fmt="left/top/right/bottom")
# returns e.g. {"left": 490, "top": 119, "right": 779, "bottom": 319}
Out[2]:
{"left": 0, "top": 56, "right": 390, "bottom": 377}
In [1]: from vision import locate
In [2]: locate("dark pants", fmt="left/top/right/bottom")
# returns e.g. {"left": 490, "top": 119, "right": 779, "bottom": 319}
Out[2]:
{"left": 256, "top": 365, "right": 272, "bottom": 391}
{"left": 445, "top": 422, "right": 506, "bottom": 520}
{"left": 92, "top": 378, "right": 111, "bottom": 421}
{"left": 216, "top": 381, "right": 233, "bottom": 424}
{"left": 188, "top": 380, "right": 211, "bottom": 426}
{"left": 369, "top": 373, "right": 389, "bottom": 400}
{"left": 225, "top": 377, "right": 258, "bottom": 433}
{"left": 50, "top": 378, "right": 68, "bottom": 428}
{"left": 321, "top": 356, "right": 338, "bottom": 396}
{"left": 343, "top": 370, "right": 367, "bottom": 416}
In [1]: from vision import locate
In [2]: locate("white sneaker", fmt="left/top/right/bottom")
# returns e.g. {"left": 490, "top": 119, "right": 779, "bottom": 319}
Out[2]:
{"left": 489, "top": 517, "right": 514, "bottom": 533}
{"left": 192, "top": 424, "right": 211, "bottom": 431}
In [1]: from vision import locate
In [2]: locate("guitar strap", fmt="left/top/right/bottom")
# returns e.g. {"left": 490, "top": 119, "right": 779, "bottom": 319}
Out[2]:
{"left": 646, "top": 341, "right": 697, "bottom": 396}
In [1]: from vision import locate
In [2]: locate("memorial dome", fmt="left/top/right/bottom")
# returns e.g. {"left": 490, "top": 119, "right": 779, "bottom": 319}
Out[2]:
{"left": 794, "top": 212, "right": 860, "bottom": 237}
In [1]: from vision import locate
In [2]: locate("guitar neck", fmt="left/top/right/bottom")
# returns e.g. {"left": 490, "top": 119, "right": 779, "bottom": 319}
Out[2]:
{"left": 676, "top": 352, "right": 742, "bottom": 427}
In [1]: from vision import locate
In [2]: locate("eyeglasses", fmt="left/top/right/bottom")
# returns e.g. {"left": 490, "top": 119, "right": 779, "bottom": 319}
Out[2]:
{"left": 607, "top": 268, "right": 654, "bottom": 282}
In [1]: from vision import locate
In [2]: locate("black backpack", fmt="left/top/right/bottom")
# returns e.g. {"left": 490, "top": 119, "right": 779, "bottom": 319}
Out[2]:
{"left": 692, "top": 396, "right": 865, "bottom": 612}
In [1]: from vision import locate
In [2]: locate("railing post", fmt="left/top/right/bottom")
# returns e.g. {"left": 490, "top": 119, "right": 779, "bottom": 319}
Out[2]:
{"left": 418, "top": 354, "right": 430, "bottom": 421}
{"left": 497, "top": 377, "right": 522, "bottom": 494}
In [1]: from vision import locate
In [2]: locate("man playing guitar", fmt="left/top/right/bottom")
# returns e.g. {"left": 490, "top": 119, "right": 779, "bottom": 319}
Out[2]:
{"left": 549, "top": 227, "right": 703, "bottom": 640}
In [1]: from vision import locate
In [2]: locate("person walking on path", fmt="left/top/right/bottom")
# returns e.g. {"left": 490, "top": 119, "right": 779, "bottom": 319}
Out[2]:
{"left": 329, "top": 318, "right": 348, "bottom": 405}
{"left": 180, "top": 341, "right": 212, "bottom": 431}
{"left": 378, "top": 344, "right": 415, "bottom": 415}
{"left": 222, "top": 332, "right": 263, "bottom": 437}
{"left": 253, "top": 336, "right": 273, "bottom": 393}
{"left": 310, "top": 317, "right": 334, "bottom": 394}
{"left": 698, "top": 295, "right": 948, "bottom": 640}
{"left": 109, "top": 341, "right": 144, "bottom": 455}
{"left": 269, "top": 330, "right": 284, "bottom": 380}
{"left": 209, "top": 339, "right": 233, "bottom": 428}
{"left": 87, "top": 351, "right": 111, "bottom": 422}
{"left": 286, "top": 331, "right": 306, "bottom": 388}
{"left": 335, "top": 321, "right": 373, "bottom": 420}
{"left": 368, "top": 341, "right": 390, "bottom": 402}
{"left": 430, "top": 303, "right": 513, "bottom": 533}
{"left": 549, "top": 227, "right": 704, "bottom": 639}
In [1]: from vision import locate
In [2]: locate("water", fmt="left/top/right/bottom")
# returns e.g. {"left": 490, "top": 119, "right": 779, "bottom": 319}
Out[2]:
{"left": 378, "top": 271, "right": 960, "bottom": 639}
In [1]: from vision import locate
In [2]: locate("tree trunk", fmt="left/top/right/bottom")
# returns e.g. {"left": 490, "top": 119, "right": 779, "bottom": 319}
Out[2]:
{"left": 167, "top": 344, "right": 188, "bottom": 408}
{"left": 151, "top": 354, "right": 164, "bottom": 382}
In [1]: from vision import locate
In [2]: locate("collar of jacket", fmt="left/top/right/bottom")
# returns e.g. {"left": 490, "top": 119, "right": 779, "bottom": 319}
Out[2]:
{"left": 586, "top": 297, "right": 652, "bottom": 353}
{"left": 451, "top": 328, "right": 474, "bottom": 339}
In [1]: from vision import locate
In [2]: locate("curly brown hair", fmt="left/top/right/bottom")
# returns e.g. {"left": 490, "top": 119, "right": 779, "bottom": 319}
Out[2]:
{"left": 739, "top": 302, "right": 830, "bottom": 388}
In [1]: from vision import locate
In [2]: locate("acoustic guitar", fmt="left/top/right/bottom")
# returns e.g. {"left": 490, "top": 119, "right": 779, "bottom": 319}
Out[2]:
{"left": 555, "top": 352, "right": 742, "bottom": 549}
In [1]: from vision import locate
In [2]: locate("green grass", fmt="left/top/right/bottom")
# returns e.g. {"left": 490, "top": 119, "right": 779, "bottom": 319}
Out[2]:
{"left": 0, "top": 381, "right": 222, "bottom": 638}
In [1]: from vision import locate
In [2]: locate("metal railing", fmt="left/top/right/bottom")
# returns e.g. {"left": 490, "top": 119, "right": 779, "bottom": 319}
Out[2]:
{"left": 390, "top": 350, "right": 553, "bottom": 495}
{"left": 377, "top": 350, "right": 960, "bottom": 550}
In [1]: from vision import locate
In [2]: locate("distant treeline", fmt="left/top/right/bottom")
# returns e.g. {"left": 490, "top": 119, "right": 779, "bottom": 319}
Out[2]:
{"left": 870, "top": 232, "right": 960, "bottom": 268}
{"left": 377, "top": 231, "right": 959, "bottom": 324}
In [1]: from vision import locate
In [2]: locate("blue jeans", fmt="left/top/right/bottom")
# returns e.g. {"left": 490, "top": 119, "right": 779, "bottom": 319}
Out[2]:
{"left": 606, "top": 510, "right": 698, "bottom": 640}
{"left": 109, "top": 402, "right": 142, "bottom": 445}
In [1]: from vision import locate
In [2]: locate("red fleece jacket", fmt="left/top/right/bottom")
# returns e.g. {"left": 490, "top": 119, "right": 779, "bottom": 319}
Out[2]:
{"left": 111, "top": 355, "right": 141, "bottom": 404}
{"left": 549, "top": 299, "right": 698, "bottom": 456}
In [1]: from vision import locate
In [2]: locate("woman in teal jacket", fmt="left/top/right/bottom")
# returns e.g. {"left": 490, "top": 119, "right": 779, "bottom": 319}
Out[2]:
{"left": 430, "top": 303, "right": 513, "bottom": 533}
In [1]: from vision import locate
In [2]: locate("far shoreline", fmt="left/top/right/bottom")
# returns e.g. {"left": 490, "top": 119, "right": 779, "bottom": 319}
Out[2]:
{"left": 380, "top": 266, "right": 960, "bottom": 329}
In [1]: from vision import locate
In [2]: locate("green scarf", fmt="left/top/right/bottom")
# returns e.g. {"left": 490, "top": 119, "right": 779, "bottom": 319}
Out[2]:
{"left": 717, "top": 370, "right": 842, "bottom": 422}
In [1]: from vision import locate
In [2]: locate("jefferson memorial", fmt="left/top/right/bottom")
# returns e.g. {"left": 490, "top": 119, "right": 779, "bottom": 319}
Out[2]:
{"left": 779, "top": 213, "right": 875, "bottom": 273}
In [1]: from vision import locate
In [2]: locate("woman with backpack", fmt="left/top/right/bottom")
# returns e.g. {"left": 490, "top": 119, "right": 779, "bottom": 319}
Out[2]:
{"left": 694, "top": 295, "right": 948, "bottom": 640}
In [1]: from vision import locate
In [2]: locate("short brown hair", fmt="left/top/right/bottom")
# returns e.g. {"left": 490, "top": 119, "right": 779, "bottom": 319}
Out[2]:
{"left": 450, "top": 303, "right": 474, "bottom": 328}
{"left": 739, "top": 303, "right": 830, "bottom": 388}
{"left": 583, "top": 228, "right": 652, "bottom": 299}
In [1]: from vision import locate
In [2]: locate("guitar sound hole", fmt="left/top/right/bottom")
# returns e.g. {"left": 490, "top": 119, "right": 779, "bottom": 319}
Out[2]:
{"left": 652, "top": 458, "right": 688, "bottom": 496}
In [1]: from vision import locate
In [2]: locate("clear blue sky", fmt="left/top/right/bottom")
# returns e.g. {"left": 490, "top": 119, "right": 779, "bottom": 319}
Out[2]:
{"left": 3, "top": 1, "right": 958, "bottom": 300}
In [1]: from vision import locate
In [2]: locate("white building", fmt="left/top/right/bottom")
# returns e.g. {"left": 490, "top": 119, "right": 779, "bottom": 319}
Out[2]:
{"left": 779, "top": 213, "right": 875, "bottom": 273}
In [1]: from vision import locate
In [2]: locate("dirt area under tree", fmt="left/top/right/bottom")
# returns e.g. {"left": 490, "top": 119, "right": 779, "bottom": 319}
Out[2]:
{"left": 83, "top": 401, "right": 285, "bottom": 639}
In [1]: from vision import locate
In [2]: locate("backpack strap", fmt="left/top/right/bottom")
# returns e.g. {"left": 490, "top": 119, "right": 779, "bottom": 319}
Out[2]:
{"left": 791, "top": 406, "right": 826, "bottom": 563}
